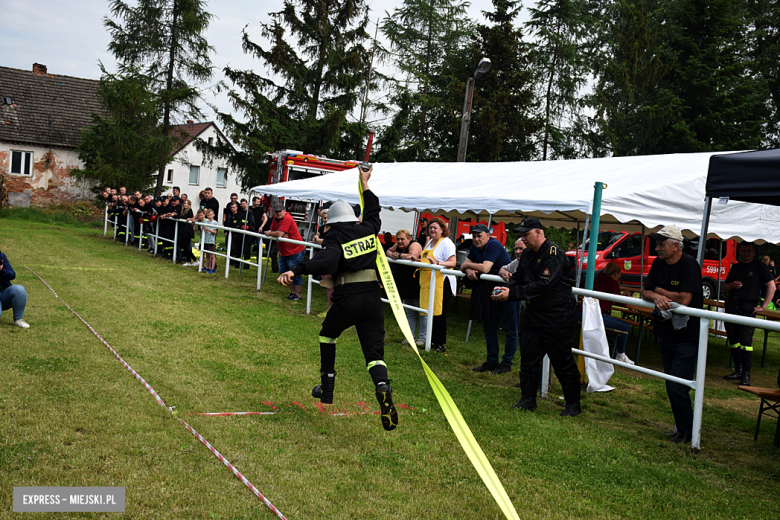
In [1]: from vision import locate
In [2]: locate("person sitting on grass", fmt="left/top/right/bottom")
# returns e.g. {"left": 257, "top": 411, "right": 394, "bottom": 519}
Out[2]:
{"left": 1, "top": 249, "right": 30, "bottom": 329}
{"left": 198, "top": 209, "right": 218, "bottom": 274}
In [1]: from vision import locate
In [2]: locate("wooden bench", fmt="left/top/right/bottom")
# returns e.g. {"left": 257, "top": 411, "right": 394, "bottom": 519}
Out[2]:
{"left": 738, "top": 386, "right": 780, "bottom": 448}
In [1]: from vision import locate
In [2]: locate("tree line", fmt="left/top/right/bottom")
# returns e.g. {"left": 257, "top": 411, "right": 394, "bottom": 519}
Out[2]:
{"left": 72, "top": 0, "right": 780, "bottom": 194}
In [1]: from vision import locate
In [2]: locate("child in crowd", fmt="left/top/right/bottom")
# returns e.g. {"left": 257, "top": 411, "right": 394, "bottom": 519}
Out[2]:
{"left": 198, "top": 208, "right": 218, "bottom": 274}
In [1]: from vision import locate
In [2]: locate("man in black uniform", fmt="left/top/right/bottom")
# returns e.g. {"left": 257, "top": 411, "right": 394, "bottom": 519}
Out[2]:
{"left": 492, "top": 217, "right": 582, "bottom": 416}
{"left": 278, "top": 166, "right": 398, "bottom": 431}
{"left": 723, "top": 242, "right": 775, "bottom": 385}
{"left": 224, "top": 202, "right": 246, "bottom": 268}
{"left": 250, "top": 196, "right": 268, "bottom": 256}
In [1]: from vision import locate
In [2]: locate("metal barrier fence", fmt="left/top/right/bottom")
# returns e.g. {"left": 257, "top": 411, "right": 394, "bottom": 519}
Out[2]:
{"left": 103, "top": 209, "right": 780, "bottom": 450}
{"left": 105, "top": 207, "right": 181, "bottom": 263}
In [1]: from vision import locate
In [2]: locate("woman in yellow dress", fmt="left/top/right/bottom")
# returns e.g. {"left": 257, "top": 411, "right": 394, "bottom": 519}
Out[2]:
{"left": 418, "top": 217, "right": 457, "bottom": 352}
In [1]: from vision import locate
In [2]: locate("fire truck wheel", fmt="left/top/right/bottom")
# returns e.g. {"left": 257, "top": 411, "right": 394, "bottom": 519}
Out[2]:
{"left": 701, "top": 280, "right": 715, "bottom": 300}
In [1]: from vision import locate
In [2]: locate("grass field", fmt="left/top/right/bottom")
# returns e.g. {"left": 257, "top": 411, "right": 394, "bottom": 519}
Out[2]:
{"left": 2, "top": 216, "right": 780, "bottom": 519}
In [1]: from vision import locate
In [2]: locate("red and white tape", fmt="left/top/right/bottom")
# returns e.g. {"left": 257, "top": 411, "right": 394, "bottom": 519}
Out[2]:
{"left": 26, "top": 267, "right": 286, "bottom": 520}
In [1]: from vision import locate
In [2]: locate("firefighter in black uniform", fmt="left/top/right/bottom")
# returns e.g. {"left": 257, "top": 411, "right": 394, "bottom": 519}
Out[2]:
{"left": 723, "top": 242, "right": 775, "bottom": 385}
{"left": 492, "top": 217, "right": 582, "bottom": 416}
{"left": 278, "top": 166, "right": 398, "bottom": 431}
{"left": 225, "top": 202, "right": 254, "bottom": 268}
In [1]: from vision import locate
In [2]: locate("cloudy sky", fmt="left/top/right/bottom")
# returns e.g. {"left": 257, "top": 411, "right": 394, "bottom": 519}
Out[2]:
{"left": 2, "top": 0, "right": 531, "bottom": 124}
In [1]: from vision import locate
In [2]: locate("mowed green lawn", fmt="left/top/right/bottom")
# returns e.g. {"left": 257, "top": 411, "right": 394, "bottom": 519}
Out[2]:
{"left": 1, "top": 218, "right": 779, "bottom": 519}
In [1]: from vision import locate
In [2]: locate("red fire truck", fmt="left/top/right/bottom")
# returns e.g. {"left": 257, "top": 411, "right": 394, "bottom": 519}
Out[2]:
{"left": 264, "top": 150, "right": 416, "bottom": 241}
{"left": 566, "top": 230, "right": 738, "bottom": 299}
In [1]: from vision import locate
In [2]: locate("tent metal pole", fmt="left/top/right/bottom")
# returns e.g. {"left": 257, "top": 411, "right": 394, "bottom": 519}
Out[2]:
{"left": 306, "top": 246, "right": 314, "bottom": 314}
{"left": 576, "top": 214, "right": 590, "bottom": 289}
{"left": 717, "top": 239, "right": 723, "bottom": 300}
{"left": 640, "top": 225, "right": 645, "bottom": 287}
{"left": 541, "top": 355, "right": 551, "bottom": 397}
{"left": 691, "top": 316, "right": 710, "bottom": 452}
{"left": 697, "top": 197, "right": 712, "bottom": 267}
{"left": 584, "top": 182, "right": 605, "bottom": 290}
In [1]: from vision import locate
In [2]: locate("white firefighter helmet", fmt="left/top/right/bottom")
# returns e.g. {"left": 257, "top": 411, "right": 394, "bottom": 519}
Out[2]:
{"left": 327, "top": 199, "right": 360, "bottom": 224}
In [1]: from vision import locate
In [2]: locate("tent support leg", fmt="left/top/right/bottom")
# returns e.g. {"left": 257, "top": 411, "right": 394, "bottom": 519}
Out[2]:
{"left": 697, "top": 197, "right": 712, "bottom": 267}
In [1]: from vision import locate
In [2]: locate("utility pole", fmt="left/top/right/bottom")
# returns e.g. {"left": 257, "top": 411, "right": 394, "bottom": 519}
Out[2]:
{"left": 456, "top": 58, "right": 492, "bottom": 162}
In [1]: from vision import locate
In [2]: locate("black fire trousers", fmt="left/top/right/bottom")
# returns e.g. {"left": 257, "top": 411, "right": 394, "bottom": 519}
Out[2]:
{"left": 519, "top": 325, "right": 581, "bottom": 404}
{"left": 319, "top": 284, "right": 387, "bottom": 385}
{"left": 724, "top": 298, "right": 756, "bottom": 347}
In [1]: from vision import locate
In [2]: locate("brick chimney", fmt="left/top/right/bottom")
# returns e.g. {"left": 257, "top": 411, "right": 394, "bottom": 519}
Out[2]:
{"left": 187, "top": 120, "right": 194, "bottom": 124}
{"left": 33, "top": 63, "right": 48, "bottom": 74}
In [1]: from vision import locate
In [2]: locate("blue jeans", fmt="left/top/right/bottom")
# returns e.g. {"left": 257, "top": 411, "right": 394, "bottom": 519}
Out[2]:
{"left": 403, "top": 298, "right": 426, "bottom": 341}
{"left": 484, "top": 300, "right": 520, "bottom": 366}
{"left": 658, "top": 338, "right": 698, "bottom": 436}
{"left": 279, "top": 250, "right": 305, "bottom": 285}
{"left": 419, "top": 311, "right": 428, "bottom": 343}
{"left": 127, "top": 214, "right": 135, "bottom": 240}
{"left": 0, "top": 285, "right": 27, "bottom": 321}
{"left": 602, "top": 313, "right": 630, "bottom": 353}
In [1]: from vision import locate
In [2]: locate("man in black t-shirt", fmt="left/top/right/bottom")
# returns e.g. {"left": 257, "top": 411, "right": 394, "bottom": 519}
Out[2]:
{"left": 723, "top": 242, "right": 775, "bottom": 385}
{"left": 642, "top": 225, "right": 703, "bottom": 444}
{"left": 199, "top": 188, "right": 220, "bottom": 225}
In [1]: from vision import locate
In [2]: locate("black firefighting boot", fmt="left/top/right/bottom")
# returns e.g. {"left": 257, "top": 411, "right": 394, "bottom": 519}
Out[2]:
{"left": 375, "top": 382, "right": 398, "bottom": 431}
{"left": 740, "top": 350, "right": 753, "bottom": 386}
{"left": 724, "top": 348, "right": 743, "bottom": 381}
{"left": 312, "top": 371, "right": 336, "bottom": 404}
{"left": 560, "top": 382, "right": 582, "bottom": 417}
{"left": 367, "top": 361, "right": 397, "bottom": 431}
{"left": 511, "top": 374, "right": 540, "bottom": 410}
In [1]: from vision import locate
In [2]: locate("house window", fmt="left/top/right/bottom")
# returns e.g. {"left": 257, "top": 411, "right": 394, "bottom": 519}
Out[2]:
{"left": 10, "top": 150, "right": 32, "bottom": 176}
{"left": 216, "top": 167, "right": 227, "bottom": 187}
{"left": 189, "top": 165, "right": 200, "bottom": 185}
{"left": 166, "top": 169, "right": 173, "bottom": 183}
{"left": 208, "top": 137, "right": 214, "bottom": 146}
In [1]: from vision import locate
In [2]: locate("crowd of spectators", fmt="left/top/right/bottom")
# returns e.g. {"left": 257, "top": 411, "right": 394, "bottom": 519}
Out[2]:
{"left": 101, "top": 185, "right": 276, "bottom": 274}
{"left": 101, "top": 189, "right": 780, "bottom": 427}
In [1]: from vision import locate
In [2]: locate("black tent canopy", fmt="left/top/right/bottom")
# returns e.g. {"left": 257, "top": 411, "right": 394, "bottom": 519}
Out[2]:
{"left": 698, "top": 148, "right": 780, "bottom": 256}
{"left": 706, "top": 148, "right": 780, "bottom": 206}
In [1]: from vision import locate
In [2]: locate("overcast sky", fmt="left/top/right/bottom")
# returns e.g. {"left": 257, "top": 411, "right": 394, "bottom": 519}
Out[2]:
{"left": 2, "top": 0, "right": 532, "bottom": 125}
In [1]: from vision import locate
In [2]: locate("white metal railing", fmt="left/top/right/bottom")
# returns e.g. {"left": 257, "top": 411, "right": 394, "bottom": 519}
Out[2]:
{"left": 102, "top": 214, "right": 776, "bottom": 450}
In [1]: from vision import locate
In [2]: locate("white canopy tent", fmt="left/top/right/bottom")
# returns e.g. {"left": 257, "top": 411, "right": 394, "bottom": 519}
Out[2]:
{"left": 254, "top": 151, "right": 780, "bottom": 243}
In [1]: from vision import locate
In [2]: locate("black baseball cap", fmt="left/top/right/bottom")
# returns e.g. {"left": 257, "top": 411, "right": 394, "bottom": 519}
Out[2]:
{"left": 514, "top": 217, "right": 543, "bottom": 233}
{"left": 272, "top": 203, "right": 285, "bottom": 212}
{"left": 471, "top": 224, "right": 489, "bottom": 234}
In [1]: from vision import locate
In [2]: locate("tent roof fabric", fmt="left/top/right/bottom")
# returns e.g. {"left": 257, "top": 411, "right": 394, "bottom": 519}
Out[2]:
{"left": 253, "top": 150, "right": 780, "bottom": 244}
{"left": 706, "top": 148, "right": 780, "bottom": 206}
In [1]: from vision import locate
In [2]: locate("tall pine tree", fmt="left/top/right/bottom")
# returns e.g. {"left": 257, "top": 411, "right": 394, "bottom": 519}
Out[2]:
{"left": 657, "top": 0, "right": 767, "bottom": 152}
{"left": 526, "top": 0, "right": 590, "bottom": 159}
{"left": 104, "top": 0, "right": 215, "bottom": 196}
{"left": 467, "top": 0, "right": 541, "bottom": 162}
{"left": 203, "top": 0, "right": 371, "bottom": 190}
{"left": 587, "top": 0, "right": 679, "bottom": 156}
{"left": 71, "top": 67, "right": 173, "bottom": 192}
{"left": 377, "top": 0, "right": 475, "bottom": 161}
{"left": 749, "top": 0, "right": 780, "bottom": 146}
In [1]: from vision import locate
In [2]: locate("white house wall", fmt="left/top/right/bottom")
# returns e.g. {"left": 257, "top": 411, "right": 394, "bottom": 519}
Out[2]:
{"left": 168, "top": 125, "right": 245, "bottom": 222}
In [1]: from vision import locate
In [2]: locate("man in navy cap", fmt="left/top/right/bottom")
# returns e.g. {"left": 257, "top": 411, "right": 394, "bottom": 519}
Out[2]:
{"left": 492, "top": 217, "right": 581, "bottom": 416}
{"left": 461, "top": 224, "right": 515, "bottom": 375}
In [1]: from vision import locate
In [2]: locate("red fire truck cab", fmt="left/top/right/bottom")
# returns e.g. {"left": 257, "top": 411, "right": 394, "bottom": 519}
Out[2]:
{"left": 566, "top": 231, "right": 738, "bottom": 300}
{"left": 265, "top": 150, "right": 415, "bottom": 241}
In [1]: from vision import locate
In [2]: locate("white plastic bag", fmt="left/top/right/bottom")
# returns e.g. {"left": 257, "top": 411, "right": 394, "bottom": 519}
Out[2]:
{"left": 581, "top": 297, "right": 615, "bottom": 393}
